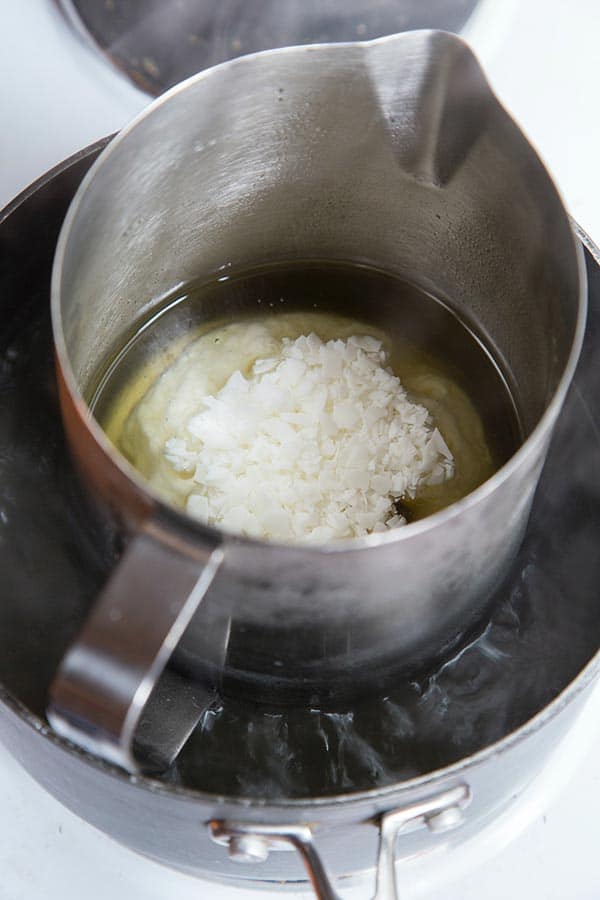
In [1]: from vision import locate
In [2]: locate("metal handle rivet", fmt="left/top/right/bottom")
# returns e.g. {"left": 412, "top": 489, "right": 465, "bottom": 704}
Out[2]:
{"left": 228, "top": 834, "right": 271, "bottom": 864}
{"left": 425, "top": 804, "right": 465, "bottom": 834}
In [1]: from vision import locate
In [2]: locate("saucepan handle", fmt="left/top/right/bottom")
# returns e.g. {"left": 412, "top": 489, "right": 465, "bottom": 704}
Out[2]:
{"left": 47, "top": 527, "right": 224, "bottom": 773}
{"left": 210, "top": 784, "right": 470, "bottom": 900}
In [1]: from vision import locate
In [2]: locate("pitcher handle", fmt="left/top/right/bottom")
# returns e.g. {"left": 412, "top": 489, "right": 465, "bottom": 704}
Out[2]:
{"left": 47, "top": 527, "right": 224, "bottom": 773}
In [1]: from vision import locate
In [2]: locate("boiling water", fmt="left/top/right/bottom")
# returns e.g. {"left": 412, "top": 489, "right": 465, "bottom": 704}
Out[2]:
{"left": 91, "top": 262, "right": 522, "bottom": 526}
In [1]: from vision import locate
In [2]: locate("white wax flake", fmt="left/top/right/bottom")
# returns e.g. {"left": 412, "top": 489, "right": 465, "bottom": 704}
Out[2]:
{"left": 162, "top": 332, "right": 455, "bottom": 542}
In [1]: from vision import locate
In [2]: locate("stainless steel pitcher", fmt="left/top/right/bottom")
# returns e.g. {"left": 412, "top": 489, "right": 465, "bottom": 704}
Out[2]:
{"left": 48, "top": 30, "right": 586, "bottom": 773}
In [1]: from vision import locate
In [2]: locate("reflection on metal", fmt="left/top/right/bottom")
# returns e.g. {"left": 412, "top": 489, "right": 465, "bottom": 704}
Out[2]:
{"left": 56, "top": 0, "right": 481, "bottom": 96}
{"left": 210, "top": 783, "right": 470, "bottom": 899}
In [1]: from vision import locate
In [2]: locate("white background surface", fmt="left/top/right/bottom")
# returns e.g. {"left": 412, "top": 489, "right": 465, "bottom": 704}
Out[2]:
{"left": 1, "top": 1, "right": 600, "bottom": 897}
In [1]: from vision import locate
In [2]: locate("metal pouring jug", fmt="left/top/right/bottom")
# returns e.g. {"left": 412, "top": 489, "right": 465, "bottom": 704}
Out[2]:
{"left": 48, "top": 30, "right": 585, "bottom": 774}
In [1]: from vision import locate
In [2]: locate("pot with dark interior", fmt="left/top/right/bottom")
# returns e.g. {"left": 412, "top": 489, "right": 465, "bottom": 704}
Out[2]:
{"left": 0, "top": 29, "right": 597, "bottom": 900}
{"left": 1, "top": 117, "right": 600, "bottom": 900}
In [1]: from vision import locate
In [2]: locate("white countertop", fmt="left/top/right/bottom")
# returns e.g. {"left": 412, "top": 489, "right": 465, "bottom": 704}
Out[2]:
{"left": 1, "top": 1, "right": 600, "bottom": 897}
